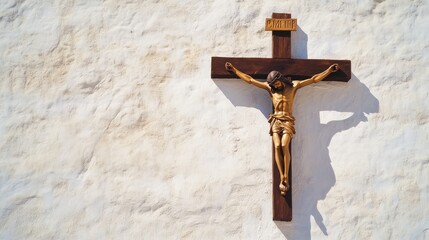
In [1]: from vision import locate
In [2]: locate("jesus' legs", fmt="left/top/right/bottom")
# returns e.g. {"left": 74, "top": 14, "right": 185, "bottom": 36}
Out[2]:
{"left": 281, "top": 133, "right": 292, "bottom": 193}
{"left": 273, "top": 133, "right": 287, "bottom": 195}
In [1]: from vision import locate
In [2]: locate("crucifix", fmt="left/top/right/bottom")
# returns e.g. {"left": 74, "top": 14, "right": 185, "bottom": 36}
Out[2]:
{"left": 211, "top": 13, "right": 351, "bottom": 221}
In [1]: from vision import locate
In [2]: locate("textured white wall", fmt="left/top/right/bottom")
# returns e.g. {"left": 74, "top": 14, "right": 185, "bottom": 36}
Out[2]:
{"left": 1, "top": 0, "right": 428, "bottom": 239}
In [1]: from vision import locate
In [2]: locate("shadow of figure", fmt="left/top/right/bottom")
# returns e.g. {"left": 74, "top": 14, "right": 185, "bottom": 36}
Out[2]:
{"left": 215, "top": 73, "right": 378, "bottom": 239}
{"left": 275, "top": 74, "right": 379, "bottom": 239}
{"left": 212, "top": 27, "right": 380, "bottom": 239}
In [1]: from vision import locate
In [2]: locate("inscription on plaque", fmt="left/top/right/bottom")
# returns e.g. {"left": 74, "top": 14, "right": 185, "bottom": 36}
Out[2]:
{"left": 265, "top": 18, "right": 297, "bottom": 31}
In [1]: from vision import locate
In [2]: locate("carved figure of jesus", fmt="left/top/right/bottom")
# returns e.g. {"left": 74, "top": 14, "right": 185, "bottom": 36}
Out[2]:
{"left": 225, "top": 62, "right": 339, "bottom": 196}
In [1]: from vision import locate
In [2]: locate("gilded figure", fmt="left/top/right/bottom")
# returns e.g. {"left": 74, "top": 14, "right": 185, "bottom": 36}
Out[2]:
{"left": 225, "top": 62, "right": 339, "bottom": 196}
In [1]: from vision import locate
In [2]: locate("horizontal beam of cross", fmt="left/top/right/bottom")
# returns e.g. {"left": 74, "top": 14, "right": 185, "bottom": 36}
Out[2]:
{"left": 211, "top": 57, "right": 351, "bottom": 82}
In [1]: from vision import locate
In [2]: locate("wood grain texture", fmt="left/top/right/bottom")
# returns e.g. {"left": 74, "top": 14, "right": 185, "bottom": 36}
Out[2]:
{"left": 211, "top": 57, "right": 352, "bottom": 81}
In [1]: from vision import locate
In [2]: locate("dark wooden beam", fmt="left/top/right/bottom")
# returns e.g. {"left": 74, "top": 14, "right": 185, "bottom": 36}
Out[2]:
{"left": 211, "top": 57, "right": 352, "bottom": 81}
{"left": 272, "top": 13, "right": 292, "bottom": 222}
{"left": 272, "top": 13, "right": 292, "bottom": 59}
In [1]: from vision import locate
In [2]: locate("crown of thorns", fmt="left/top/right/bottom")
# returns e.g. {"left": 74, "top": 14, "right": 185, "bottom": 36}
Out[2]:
{"left": 273, "top": 72, "right": 283, "bottom": 82}
{"left": 267, "top": 71, "right": 280, "bottom": 83}
{"left": 267, "top": 71, "right": 292, "bottom": 86}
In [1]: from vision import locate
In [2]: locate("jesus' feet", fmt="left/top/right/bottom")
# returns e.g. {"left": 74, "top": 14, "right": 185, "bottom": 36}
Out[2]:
{"left": 279, "top": 178, "right": 289, "bottom": 196}
{"left": 279, "top": 182, "right": 288, "bottom": 196}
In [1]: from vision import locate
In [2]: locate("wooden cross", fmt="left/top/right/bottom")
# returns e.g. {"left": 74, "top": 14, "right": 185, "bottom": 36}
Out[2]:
{"left": 211, "top": 13, "right": 351, "bottom": 221}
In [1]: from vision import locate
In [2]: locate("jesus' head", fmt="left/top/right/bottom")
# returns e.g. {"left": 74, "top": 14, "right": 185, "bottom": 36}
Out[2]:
{"left": 267, "top": 71, "right": 292, "bottom": 92}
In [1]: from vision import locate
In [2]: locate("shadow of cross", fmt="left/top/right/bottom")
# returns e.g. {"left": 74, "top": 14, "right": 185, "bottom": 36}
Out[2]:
{"left": 211, "top": 13, "right": 351, "bottom": 222}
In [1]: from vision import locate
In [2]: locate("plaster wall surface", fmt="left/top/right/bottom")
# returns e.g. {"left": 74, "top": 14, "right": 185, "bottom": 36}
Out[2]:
{"left": 0, "top": 0, "right": 428, "bottom": 239}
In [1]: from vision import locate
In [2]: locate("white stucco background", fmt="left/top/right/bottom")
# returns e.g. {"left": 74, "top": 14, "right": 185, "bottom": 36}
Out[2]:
{"left": 1, "top": 0, "right": 428, "bottom": 239}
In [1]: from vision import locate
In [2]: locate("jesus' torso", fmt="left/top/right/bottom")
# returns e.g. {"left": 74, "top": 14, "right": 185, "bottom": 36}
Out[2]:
{"left": 269, "top": 82, "right": 299, "bottom": 116}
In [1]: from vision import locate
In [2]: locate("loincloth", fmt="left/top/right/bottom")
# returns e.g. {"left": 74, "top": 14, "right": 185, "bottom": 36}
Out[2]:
{"left": 268, "top": 114, "right": 296, "bottom": 137}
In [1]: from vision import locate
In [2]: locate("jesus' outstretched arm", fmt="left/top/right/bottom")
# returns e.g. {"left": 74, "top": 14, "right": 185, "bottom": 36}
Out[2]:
{"left": 225, "top": 62, "right": 270, "bottom": 91}
{"left": 295, "top": 64, "right": 340, "bottom": 89}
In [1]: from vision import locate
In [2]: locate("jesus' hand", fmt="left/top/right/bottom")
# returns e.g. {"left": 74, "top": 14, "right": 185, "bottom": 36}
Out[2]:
{"left": 329, "top": 64, "right": 340, "bottom": 72}
{"left": 225, "top": 62, "right": 234, "bottom": 72}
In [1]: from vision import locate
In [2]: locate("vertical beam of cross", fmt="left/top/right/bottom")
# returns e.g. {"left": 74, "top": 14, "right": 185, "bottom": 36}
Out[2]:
{"left": 271, "top": 13, "right": 292, "bottom": 221}
{"left": 272, "top": 13, "right": 292, "bottom": 58}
